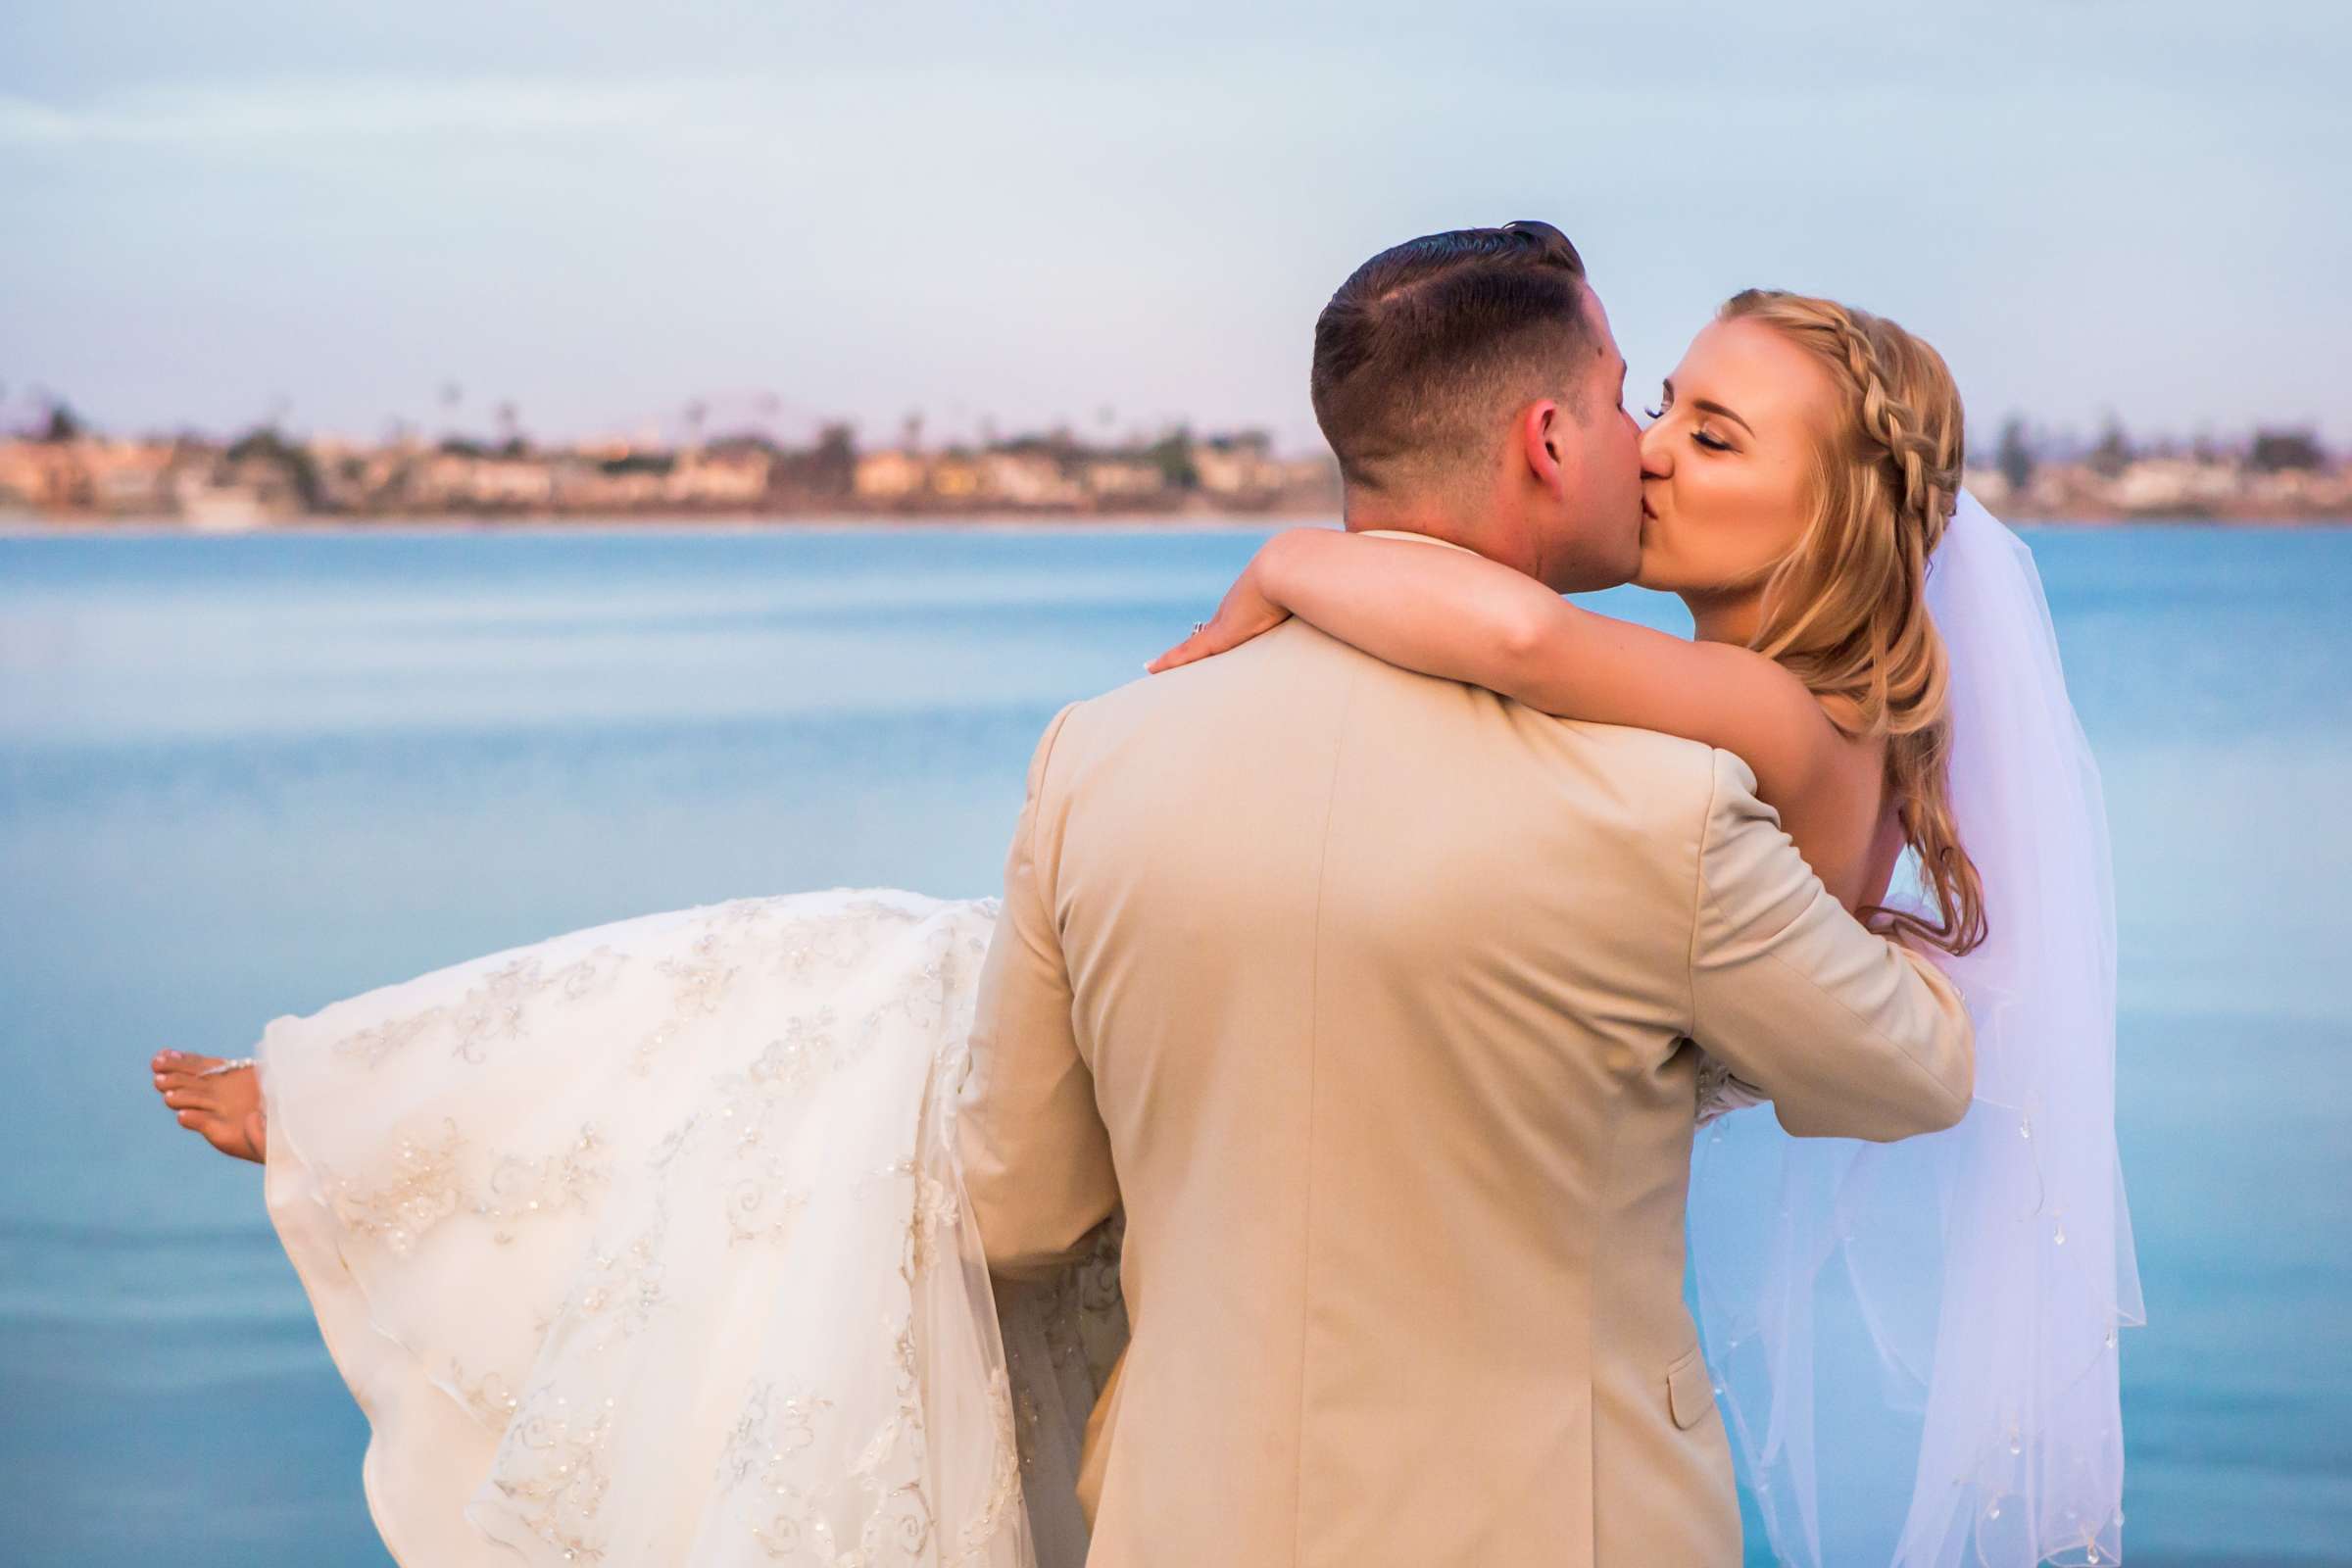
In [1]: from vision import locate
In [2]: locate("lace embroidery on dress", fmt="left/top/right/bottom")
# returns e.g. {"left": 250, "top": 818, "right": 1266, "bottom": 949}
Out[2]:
{"left": 450, "top": 1358, "right": 524, "bottom": 1424}
{"left": 487, "top": 1384, "right": 618, "bottom": 1564}
{"left": 914, "top": 922, "right": 1031, "bottom": 1564}
{"left": 312, "top": 1117, "right": 615, "bottom": 1256}
{"left": 1693, "top": 1049, "right": 1772, "bottom": 1128}
{"left": 955, "top": 1367, "right": 1024, "bottom": 1564}
{"left": 560, "top": 1206, "right": 674, "bottom": 1347}
{"left": 330, "top": 946, "right": 632, "bottom": 1072}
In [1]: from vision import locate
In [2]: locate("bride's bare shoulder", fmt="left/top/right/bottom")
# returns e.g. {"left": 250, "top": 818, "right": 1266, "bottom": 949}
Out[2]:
{"left": 1776, "top": 724, "right": 1894, "bottom": 906}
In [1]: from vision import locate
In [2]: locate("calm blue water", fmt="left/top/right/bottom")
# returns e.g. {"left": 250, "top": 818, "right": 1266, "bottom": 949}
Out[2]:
{"left": 2, "top": 522, "right": 2345, "bottom": 1566}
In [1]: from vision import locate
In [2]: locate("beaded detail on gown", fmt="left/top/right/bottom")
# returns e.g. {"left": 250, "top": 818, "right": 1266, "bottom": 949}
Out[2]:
{"left": 257, "top": 889, "right": 1118, "bottom": 1568}
{"left": 1692, "top": 1049, "right": 1770, "bottom": 1127}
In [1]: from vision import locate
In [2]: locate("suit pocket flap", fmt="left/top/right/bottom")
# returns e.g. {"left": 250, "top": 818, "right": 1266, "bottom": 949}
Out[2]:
{"left": 1666, "top": 1346, "right": 1715, "bottom": 1431}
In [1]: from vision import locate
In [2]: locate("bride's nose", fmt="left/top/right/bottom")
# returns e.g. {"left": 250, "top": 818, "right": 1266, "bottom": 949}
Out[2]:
{"left": 1639, "top": 419, "right": 1674, "bottom": 478}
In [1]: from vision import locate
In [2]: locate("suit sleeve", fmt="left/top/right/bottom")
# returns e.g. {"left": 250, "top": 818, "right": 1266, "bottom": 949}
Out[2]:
{"left": 1685, "top": 749, "right": 1975, "bottom": 1141}
{"left": 956, "top": 703, "right": 1121, "bottom": 1279}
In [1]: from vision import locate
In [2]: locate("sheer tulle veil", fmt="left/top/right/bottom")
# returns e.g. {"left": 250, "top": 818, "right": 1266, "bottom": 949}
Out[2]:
{"left": 1687, "top": 493, "right": 2143, "bottom": 1567}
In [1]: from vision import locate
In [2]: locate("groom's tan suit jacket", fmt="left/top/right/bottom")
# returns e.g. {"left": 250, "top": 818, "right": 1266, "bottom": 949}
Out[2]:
{"left": 958, "top": 534, "right": 1975, "bottom": 1568}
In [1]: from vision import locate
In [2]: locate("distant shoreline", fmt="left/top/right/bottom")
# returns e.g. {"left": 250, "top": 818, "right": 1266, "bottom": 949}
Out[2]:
{"left": 3, "top": 512, "right": 2348, "bottom": 539}
{"left": 0, "top": 512, "right": 1313, "bottom": 539}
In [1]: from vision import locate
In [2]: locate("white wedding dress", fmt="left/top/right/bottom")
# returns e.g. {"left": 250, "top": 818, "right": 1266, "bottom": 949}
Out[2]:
{"left": 258, "top": 888, "right": 1122, "bottom": 1568}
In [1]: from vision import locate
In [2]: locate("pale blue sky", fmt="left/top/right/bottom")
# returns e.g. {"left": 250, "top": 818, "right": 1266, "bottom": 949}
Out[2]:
{"left": 2, "top": 0, "right": 2345, "bottom": 453}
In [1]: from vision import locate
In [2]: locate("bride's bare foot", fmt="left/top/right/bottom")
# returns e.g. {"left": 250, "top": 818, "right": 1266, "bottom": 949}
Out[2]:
{"left": 150, "top": 1050, "right": 267, "bottom": 1163}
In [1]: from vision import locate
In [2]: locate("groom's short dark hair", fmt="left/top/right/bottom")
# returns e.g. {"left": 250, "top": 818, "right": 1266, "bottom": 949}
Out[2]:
{"left": 1311, "top": 220, "right": 1595, "bottom": 494}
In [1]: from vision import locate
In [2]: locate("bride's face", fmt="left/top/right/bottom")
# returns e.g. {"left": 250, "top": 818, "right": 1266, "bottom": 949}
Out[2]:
{"left": 1634, "top": 318, "right": 1838, "bottom": 598}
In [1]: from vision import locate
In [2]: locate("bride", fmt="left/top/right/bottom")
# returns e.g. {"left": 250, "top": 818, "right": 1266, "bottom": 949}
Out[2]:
{"left": 151, "top": 288, "right": 2134, "bottom": 1568}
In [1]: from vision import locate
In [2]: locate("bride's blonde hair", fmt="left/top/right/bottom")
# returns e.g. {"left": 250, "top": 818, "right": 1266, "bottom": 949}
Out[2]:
{"left": 1720, "top": 288, "right": 1986, "bottom": 956}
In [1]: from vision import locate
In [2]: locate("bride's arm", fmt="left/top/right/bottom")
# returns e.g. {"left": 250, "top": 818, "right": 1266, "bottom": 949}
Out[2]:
{"left": 1149, "top": 527, "right": 1842, "bottom": 811}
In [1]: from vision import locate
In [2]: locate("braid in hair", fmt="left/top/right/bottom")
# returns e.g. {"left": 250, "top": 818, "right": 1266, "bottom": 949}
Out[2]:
{"left": 1718, "top": 289, "right": 1986, "bottom": 956}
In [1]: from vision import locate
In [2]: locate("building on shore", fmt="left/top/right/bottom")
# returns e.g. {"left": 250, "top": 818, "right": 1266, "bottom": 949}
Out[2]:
{"left": 1964, "top": 453, "right": 2351, "bottom": 521}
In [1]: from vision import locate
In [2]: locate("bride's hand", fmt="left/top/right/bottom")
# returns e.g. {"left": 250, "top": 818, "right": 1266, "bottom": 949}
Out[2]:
{"left": 1146, "top": 536, "right": 1298, "bottom": 672}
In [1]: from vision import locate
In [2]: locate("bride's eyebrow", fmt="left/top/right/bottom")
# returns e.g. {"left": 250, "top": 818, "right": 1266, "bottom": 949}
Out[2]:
{"left": 1663, "top": 379, "right": 1755, "bottom": 436}
{"left": 1694, "top": 400, "right": 1753, "bottom": 435}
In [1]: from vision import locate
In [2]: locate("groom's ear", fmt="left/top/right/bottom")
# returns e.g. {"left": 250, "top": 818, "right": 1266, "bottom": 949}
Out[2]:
{"left": 1517, "top": 399, "right": 1571, "bottom": 498}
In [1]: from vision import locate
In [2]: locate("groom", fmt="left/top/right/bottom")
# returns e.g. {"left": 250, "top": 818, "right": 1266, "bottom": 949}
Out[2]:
{"left": 956, "top": 221, "right": 1974, "bottom": 1566}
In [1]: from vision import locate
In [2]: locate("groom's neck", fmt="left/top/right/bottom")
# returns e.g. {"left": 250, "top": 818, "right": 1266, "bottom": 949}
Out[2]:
{"left": 1343, "top": 497, "right": 1533, "bottom": 576}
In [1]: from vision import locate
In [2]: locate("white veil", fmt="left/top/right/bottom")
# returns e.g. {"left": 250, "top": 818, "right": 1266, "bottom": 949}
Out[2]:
{"left": 1687, "top": 493, "right": 2144, "bottom": 1566}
